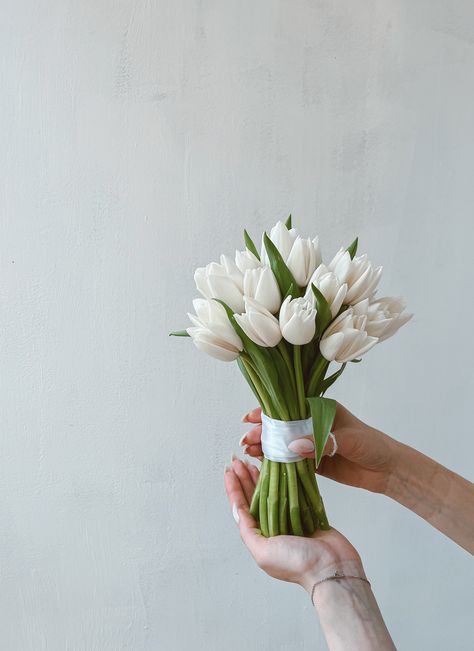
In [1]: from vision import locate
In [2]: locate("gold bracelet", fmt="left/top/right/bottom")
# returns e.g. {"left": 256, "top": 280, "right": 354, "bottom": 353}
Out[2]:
{"left": 310, "top": 570, "right": 371, "bottom": 606}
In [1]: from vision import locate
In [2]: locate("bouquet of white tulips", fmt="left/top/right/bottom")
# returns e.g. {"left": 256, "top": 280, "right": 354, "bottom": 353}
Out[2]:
{"left": 171, "top": 217, "right": 412, "bottom": 537}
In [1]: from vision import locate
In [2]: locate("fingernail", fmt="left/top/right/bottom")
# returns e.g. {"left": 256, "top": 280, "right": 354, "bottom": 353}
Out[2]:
{"left": 231, "top": 452, "right": 239, "bottom": 462}
{"left": 224, "top": 465, "right": 232, "bottom": 473}
{"left": 232, "top": 503, "right": 240, "bottom": 524}
{"left": 241, "top": 413, "right": 249, "bottom": 423}
{"left": 258, "top": 456, "right": 263, "bottom": 462}
{"left": 238, "top": 434, "right": 247, "bottom": 447}
{"left": 288, "top": 438, "right": 314, "bottom": 454}
{"left": 242, "top": 445, "right": 249, "bottom": 455}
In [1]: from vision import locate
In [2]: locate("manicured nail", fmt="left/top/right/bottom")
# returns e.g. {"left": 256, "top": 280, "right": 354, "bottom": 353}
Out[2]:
{"left": 241, "top": 413, "right": 249, "bottom": 423}
{"left": 232, "top": 503, "right": 240, "bottom": 524}
{"left": 231, "top": 452, "right": 239, "bottom": 462}
{"left": 238, "top": 434, "right": 247, "bottom": 447}
{"left": 288, "top": 438, "right": 314, "bottom": 454}
{"left": 224, "top": 465, "right": 232, "bottom": 473}
{"left": 242, "top": 445, "right": 249, "bottom": 455}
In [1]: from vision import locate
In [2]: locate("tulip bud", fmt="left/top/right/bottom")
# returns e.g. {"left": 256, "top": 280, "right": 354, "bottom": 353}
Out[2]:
{"left": 234, "top": 297, "right": 282, "bottom": 347}
{"left": 285, "top": 236, "right": 322, "bottom": 287}
{"left": 235, "top": 249, "right": 262, "bottom": 274}
{"left": 305, "top": 264, "right": 347, "bottom": 317}
{"left": 328, "top": 249, "right": 382, "bottom": 305}
{"left": 243, "top": 267, "right": 281, "bottom": 314}
{"left": 194, "top": 254, "right": 244, "bottom": 313}
{"left": 319, "top": 308, "right": 378, "bottom": 363}
{"left": 279, "top": 296, "right": 316, "bottom": 345}
{"left": 187, "top": 298, "right": 243, "bottom": 361}
{"left": 260, "top": 220, "right": 298, "bottom": 264}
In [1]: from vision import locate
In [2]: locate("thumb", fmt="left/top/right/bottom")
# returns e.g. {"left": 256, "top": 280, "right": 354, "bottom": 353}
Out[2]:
{"left": 288, "top": 434, "right": 337, "bottom": 459}
{"left": 288, "top": 436, "right": 315, "bottom": 458}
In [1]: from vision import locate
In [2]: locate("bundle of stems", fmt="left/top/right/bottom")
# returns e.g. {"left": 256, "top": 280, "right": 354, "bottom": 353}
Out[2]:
{"left": 238, "top": 342, "right": 332, "bottom": 536}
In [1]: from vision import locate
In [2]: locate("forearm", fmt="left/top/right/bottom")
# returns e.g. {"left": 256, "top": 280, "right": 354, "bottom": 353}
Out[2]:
{"left": 302, "top": 560, "right": 396, "bottom": 651}
{"left": 387, "top": 442, "right": 474, "bottom": 554}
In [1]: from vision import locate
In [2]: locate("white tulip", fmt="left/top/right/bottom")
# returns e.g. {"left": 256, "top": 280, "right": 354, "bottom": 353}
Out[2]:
{"left": 305, "top": 264, "right": 348, "bottom": 317}
{"left": 234, "top": 297, "right": 282, "bottom": 347}
{"left": 260, "top": 220, "right": 298, "bottom": 263}
{"left": 243, "top": 267, "right": 281, "bottom": 314}
{"left": 235, "top": 248, "right": 262, "bottom": 274}
{"left": 286, "top": 236, "right": 322, "bottom": 286}
{"left": 279, "top": 296, "right": 316, "bottom": 345}
{"left": 363, "top": 296, "right": 413, "bottom": 342}
{"left": 320, "top": 308, "right": 378, "bottom": 363}
{"left": 328, "top": 249, "right": 382, "bottom": 305}
{"left": 260, "top": 221, "right": 322, "bottom": 287}
{"left": 194, "top": 254, "right": 244, "bottom": 313}
{"left": 187, "top": 298, "right": 243, "bottom": 362}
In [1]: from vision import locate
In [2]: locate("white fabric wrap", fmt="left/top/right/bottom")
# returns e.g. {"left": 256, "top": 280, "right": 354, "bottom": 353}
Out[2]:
{"left": 261, "top": 414, "right": 313, "bottom": 463}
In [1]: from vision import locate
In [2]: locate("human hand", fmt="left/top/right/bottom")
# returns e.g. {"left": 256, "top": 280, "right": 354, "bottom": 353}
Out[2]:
{"left": 240, "top": 403, "right": 400, "bottom": 495}
{"left": 224, "top": 457, "right": 363, "bottom": 591}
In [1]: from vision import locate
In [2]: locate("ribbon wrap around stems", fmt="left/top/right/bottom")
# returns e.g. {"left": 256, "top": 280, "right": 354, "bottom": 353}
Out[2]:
{"left": 261, "top": 413, "right": 313, "bottom": 463}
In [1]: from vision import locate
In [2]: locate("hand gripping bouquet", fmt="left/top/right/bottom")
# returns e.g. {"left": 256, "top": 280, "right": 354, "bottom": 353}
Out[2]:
{"left": 171, "top": 217, "right": 412, "bottom": 537}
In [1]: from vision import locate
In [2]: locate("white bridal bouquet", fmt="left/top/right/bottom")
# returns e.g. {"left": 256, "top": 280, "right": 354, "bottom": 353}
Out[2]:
{"left": 171, "top": 217, "right": 412, "bottom": 537}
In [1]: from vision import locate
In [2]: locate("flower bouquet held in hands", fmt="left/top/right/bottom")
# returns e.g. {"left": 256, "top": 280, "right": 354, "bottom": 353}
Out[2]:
{"left": 171, "top": 217, "right": 412, "bottom": 537}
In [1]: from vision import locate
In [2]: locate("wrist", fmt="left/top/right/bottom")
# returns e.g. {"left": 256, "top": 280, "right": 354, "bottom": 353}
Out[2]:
{"left": 299, "top": 556, "right": 366, "bottom": 594}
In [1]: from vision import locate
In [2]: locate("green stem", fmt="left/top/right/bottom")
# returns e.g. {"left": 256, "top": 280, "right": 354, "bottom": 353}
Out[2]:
{"left": 307, "top": 355, "right": 329, "bottom": 397}
{"left": 249, "top": 469, "right": 262, "bottom": 519}
{"left": 278, "top": 464, "right": 288, "bottom": 534}
{"left": 276, "top": 342, "right": 299, "bottom": 420}
{"left": 298, "top": 482, "right": 315, "bottom": 536}
{"left": 286, "top": 462, "right": 303, "bottom": 536}
{"left": 293, "top": 345, "right": 307, "bottom": 419}
{"left": 296, "top": 459, "right": 330, "bottom": 530}
{"left": 259, "top": 458, "right": 270, "bottom": 537}
{"left": 240, "top": 355, "right": 275, "bottom": 417}
{"left": 268, "top": 461, "right": 280, "bottom": 536}
{"left": 307, "top": 459, "right": 330, "bottom": 530}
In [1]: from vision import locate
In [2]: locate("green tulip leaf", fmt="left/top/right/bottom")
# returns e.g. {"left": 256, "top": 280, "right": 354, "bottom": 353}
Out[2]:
{"left": 320, "top": 363, "right": 346, "bottom": 395}
{"left": 311, "top": 284, "right": 332, "bottom": 336}
{"left": 169, "top": 330, "right": 190, "bottom": 337}
{"left": 264, "top": 232, "right": 302, "bottom": 298}
{"left": 283, "top": 283, "right": 294, "bottom": 301}
{"left": 214, "top": 299, "right": 289, "bottom": 419}
{"left": 237, "top": 357, "right": 262, "bottom": 405}
{"left": 346, "top": 237, "right": 358, "bottom": 260}
{"left": 306, "top": 396, "right": 337, "bottom": 467}
{"left": 244, "top": 229, "right": 260, "bottom": 261}
{"left": 285, "top": 214, "right": 292, "bottom": 229}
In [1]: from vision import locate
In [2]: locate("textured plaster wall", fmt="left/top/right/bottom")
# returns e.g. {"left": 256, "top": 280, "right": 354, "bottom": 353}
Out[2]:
{"left": 1, "top": 1, "right": 473, "bottom": 649}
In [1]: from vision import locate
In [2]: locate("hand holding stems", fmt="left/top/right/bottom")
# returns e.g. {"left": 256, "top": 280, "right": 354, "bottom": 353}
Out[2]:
{"left": 225, "top": 458, "right": 396, "bottom": 651}
{"left": 241, "top": 403, "right": 474, "bottom": 554}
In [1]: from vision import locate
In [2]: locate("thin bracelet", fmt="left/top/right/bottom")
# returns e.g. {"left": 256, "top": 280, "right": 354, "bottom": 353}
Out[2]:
{"left": 310, "top": 570, "right": 371, "bottom": 606}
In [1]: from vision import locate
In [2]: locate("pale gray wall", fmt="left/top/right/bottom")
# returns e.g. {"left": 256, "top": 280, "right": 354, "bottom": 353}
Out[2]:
{"left": 1, "top": 1, "right": 473, "bottom": 650}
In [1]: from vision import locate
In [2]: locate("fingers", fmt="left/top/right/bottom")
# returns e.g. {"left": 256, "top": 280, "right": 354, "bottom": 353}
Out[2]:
{"left": 224, "top": 466, "right": 266, "bottom": 558}
{"left": 241, "top": 407, "right": 262, "bottom": 424}
{"left": 237, "top": 507, "right": 266, "bottom": 556}
{"left": 246, "top": 461, "right": 260, "bottom": 485}
{"left": 239, "top": 423, "right": 262, "bottom": 447}
{"left": 244, "top": 444, "right": 263, "bottom": 458}
{"left": 224, "top": 464, "right": 248, "bottom": 510}
{"left": 231, "top": 456, "right": 256, "bottom": 504}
